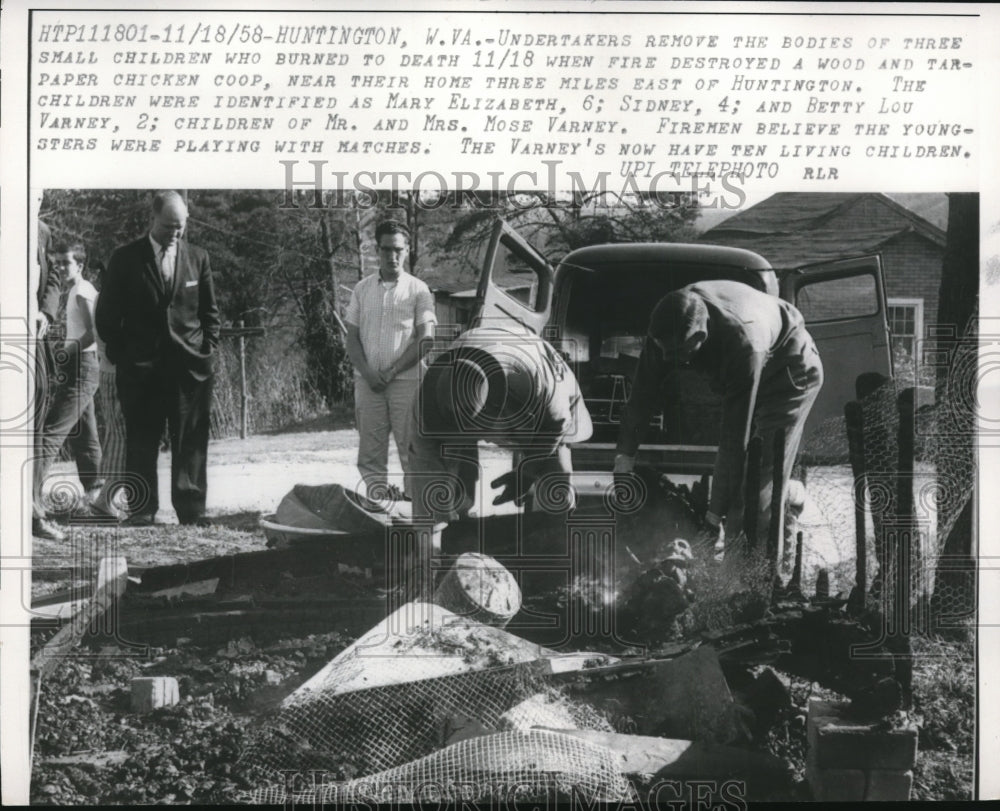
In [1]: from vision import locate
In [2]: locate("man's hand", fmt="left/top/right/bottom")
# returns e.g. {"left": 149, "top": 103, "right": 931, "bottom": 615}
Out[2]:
{"left": 613, "top": 454, "right": 635, "bottom": 475}
{"left": 491, "top": 470, "right": 528, "bottom": 507}
{"left": 363, "top": 369, "right": 386, "bottom": 393}
{"left": 35, "top": 313, "right": 50, "bottom": 339}
{"left": 377, "top": 365, "right": 397, "bottom": 388}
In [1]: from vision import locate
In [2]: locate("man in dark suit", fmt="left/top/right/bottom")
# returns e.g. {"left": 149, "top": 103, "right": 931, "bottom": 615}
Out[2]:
{"left": 96, "top": 191, "right": 220, "bottom": 525}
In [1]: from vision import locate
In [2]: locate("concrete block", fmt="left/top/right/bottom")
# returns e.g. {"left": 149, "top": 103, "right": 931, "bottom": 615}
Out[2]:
{"left": 865, "top": 769, "right": 913, "bottom": 801}
{"left": 130, "top": 676, "right": 180, "bottom": 713}
{"left": 745, "top": 667, "right": 791, "bottom": 731}
{"left": 805, "top": 761, "right": 867, "bottom": 802}
{"left": 807, "top": 698, "right": 917, "bottom": 770}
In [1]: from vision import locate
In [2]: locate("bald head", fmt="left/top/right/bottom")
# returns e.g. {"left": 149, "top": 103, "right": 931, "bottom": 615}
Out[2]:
{"left": 648, "top": 288, "right": 709, "bottom": 363}
{"left": 150, "top": 191, "right": 188, "bottom": 249}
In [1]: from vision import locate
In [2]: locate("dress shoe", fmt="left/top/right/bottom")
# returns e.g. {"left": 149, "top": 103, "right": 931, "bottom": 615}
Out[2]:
{"left": 122, "top": 513, "right": 156, "bottom": 527}
{"left": 70, "top": 503, "right": 121, "bottom": 525}
{"left": 32, "top": 517, "right": 67, "bottom": 541}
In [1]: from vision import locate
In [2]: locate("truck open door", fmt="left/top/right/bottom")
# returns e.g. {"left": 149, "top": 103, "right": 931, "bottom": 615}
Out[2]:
{"left": 470, "top": 217, "right": 554, "bottom": 336}
{"left": 781, "top": 254, "right": 893, "bottom": 439}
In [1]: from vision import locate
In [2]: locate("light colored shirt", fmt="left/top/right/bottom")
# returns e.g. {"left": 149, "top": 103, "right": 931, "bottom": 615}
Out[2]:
{"left": 65, "top": 277, "right": 98, "bottom": 353}
{"left": 149, "top": 234, "right": 175, "bottom": 284}
{"left": 344, "top": 271, "right": 436, "bottom": 380}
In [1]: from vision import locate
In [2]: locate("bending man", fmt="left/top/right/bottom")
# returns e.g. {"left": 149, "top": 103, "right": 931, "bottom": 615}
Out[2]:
{"left": 615, "top": 281, "right": 823, "bottom": 555}
{"left": 409, "top": 324, "right": 592, "bottom": 524}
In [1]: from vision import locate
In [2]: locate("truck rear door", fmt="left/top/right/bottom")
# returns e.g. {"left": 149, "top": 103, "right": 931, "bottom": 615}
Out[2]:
{"left": 470, "top": 217, "right": 554, "bottom": 335}
{"left": 780, "top": 254, "right": 893, "bottom": 437}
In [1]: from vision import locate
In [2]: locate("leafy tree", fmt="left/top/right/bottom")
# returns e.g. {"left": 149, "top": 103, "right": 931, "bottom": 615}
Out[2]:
{"left": 442, "top": 191, "right": 702, "bottom": 275}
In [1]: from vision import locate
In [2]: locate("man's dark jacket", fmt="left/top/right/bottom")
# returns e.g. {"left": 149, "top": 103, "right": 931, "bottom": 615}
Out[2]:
{"left": 36, "top": 220, "right": 61, "bottom": 323}
{"left": 96, "top": 236, "right": 220, "bottom": 380}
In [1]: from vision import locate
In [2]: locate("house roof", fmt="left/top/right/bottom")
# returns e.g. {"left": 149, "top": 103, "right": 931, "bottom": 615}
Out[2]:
{"left": 699, "top": 193, "right": 946, "bottom": 268}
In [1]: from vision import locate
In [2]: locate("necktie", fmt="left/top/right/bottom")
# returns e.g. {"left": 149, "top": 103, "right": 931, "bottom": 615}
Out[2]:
{"left": 159, "top": 246, "right": 173, "bottom": 285}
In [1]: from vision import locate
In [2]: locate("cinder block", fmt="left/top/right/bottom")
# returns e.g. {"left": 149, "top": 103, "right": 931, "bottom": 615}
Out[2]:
{"left": 807, "top": 698, "right": 917, "bottom": 770}
{"left": 865, "top": 769, "right": 913, "bottom": 801}
{"left": 805, "top": 757, "right": 866, "bottom": 802}
{"left": 130, "top": 676, "right": 180, "bottom": 713}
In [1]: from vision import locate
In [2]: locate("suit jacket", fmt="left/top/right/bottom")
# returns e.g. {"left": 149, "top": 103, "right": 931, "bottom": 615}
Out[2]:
{"left": 36, "top": 220, "right": 61, "bottom": 323}
{"left": 95, "top": 235, "right": 220, "bottom": 381}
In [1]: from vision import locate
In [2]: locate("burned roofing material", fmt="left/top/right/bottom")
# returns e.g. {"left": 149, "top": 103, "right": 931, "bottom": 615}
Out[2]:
{"left": 698, "top": 192, "right": 946, "bottom": 270}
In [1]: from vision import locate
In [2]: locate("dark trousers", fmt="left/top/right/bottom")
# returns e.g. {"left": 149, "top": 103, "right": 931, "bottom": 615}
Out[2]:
{"left": 116, "top": 364, "right": 213, "bottom": 522}
{"left": 744, "top": 343, "right": 824, "bottom": 557}
{"left": 33, "top": 351, "right": 103, "bottom": 516}
{"left": 32, "top": 339, "right": 53, "bottom": 519}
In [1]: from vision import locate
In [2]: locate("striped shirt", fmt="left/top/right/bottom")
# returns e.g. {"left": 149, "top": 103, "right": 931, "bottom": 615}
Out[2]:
{"left": 344, "top": 270, "right": 436, "bottom": 380}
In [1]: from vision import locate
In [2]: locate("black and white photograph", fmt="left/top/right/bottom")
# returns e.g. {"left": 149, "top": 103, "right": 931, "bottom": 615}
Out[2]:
{"left": 1, "top": 1, "right": 996, "bottom": 807}
{"left": 20, "top": 187, "right": 979, "bottom": 804}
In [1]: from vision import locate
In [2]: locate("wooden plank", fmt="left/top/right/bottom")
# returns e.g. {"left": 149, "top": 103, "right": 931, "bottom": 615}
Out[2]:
{"left": 41, "top": 751, "right": 130, "bottom": 770}
{"left": 30, "top": 599, "right": 89, "bottom": 620}
{"left": 844, "top": 399, "right": 868, "bottom": 604}
{"left": 147, "top": 578, "right": 219, "bottom": 599}
{"left": 31, "top": 557, "right": 129, "bottom": 678}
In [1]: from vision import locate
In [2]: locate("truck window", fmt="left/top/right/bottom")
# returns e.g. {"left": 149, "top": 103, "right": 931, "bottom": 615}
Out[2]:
{"left": 794, "top": 272, "right": 879, "bottom": 322}
{"left": 560, "top": 263, "right": 763, "bottom": 445}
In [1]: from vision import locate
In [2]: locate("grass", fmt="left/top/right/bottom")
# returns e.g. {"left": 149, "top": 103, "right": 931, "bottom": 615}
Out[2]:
{"left": 910, "top": 632, "right": 976, "bottom": 800}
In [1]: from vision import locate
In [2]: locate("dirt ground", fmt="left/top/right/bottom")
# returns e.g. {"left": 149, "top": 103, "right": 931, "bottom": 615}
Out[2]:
{"left": 28, "top": 425, "right": 975, "bottom": 803}
{"left": 33, "top": 426, "right": 517, "bottom": 572}
{"left": 35, "top": 422, "right": 903, "bottom": 602}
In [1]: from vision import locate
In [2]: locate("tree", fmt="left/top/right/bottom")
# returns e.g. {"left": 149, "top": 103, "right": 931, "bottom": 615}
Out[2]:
{"left": 930, "top": 193, "right": 978, "bottom": 634}
{"left": 442, "top": 191, "right": 702, "bottom": 274}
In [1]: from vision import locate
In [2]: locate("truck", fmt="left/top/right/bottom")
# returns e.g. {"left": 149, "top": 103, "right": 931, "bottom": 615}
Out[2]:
{"left": 469, "top": 217, "right": 894, "bottom": 488}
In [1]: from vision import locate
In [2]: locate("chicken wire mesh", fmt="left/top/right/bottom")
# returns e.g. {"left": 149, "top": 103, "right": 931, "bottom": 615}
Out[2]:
{"left": 239, "top": 661, "right": 619, "bottom": 803}
{"left": 794, "top": 330, "right": 976, "bottom": 630}
{"left": 248, "top": 729, "right": 634, "bottom": 806}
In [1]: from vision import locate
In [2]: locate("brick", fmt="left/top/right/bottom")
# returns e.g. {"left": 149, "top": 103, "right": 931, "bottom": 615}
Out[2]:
{"left": 865, "top": 769, "right": 913, "bottom": 801}
{"left": 807, "top": 698, "right": 918, "bottom": 770}
{"left": 130, "top": 676, "right": 180, "bottom": 713}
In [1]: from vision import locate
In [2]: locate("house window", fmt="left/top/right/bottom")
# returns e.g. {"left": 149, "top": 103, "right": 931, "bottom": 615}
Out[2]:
{"left": 887, "top": 298, "right": 924, "bottom": 363}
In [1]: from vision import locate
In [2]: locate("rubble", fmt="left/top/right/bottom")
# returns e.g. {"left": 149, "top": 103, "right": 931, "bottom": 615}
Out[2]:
{"left": 130, "top": 677, "right": 180, "bottom": 713}
{"left": 564, "top": 646, "right": 742, "bottom": 744}
{"left": 535, "top": 728, "right": 791, "bottom": 797}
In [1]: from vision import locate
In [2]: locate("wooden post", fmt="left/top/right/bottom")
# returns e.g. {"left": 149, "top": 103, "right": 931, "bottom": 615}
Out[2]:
{"left": 893, "top": 386, "right": 917, "bottom": 704}
{"left": 844, "top": 400, "right": 868, "bottom": 608}
{"left": 219, "top": 324, "right": 264, "bottom": 439}
{"left": 743, "top": 435, "right": 763, "bottom": 551}
{"left": 790, "top": 530, "right": 804, "bottom": 593}
{"left": 238, "top": 319, "right": 248, "bottom": 439}
{"left": 855, "top": 372, "right": 893, "bottom": 598}
{"left": 895, "top": 387, "right": 917, "bottom": 625}
{"left": 767, "top": 428, "right": 786, "bottom": 574}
